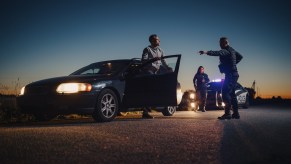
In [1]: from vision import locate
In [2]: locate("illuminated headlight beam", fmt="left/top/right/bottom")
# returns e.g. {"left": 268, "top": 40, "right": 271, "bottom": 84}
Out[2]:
{"left": 177, "top": 89, "right": 183, "bottom": 104}
{"left": 56, "top": 83, "right": 92, "bottom": 94}
{"left": 19, "top": 86, "right": 26, "bottom": 95}
{"left": 190, "top": 102, "right": 195, "bottom": 108}
{"left": 189, "top": 93, "right": 195, "bottom": 99}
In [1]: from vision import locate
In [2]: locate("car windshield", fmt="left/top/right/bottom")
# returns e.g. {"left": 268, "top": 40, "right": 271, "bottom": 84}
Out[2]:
{"left": 70, "top": 61, "right": 130, "bottom": 76}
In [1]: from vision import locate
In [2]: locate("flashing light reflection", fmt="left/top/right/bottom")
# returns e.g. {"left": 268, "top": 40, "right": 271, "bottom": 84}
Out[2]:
{"left": 190, "top": 102, "right": 195, "bottom": 108}
{"left": 212, "top": 79, "right": 222, "bottom": 82}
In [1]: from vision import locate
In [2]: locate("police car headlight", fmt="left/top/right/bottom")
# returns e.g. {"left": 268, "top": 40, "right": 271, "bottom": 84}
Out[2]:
{"left": 190, "top": 102, "right": 195, "bottom": 108}
{"left": 56, "top": 83, "right": 92, "bottom": 94}
{"left": 189, "top": 93, "right": 195, "bottom": 99}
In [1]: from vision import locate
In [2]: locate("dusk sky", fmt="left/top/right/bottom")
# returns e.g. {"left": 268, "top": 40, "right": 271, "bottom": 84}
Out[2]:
{"left": 1, "top": 0, "right": 291, "bottom": 98}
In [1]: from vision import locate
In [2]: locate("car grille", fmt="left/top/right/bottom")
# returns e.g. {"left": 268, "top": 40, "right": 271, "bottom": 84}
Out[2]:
{"left": 25, "top": 86, "right": 51, "bottom": 95}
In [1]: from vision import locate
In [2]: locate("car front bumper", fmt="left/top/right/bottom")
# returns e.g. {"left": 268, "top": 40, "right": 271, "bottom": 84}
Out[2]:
{"left": 17, "top": 92, "right": 98, "bottom": 115}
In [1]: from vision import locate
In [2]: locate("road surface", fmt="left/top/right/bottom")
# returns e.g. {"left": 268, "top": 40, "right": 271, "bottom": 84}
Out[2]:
{"left": 1, "top": 105, "right": 291, "bottom": 164}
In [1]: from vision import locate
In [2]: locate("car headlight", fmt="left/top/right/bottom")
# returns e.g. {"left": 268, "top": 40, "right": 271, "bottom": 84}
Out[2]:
{"left": 189, "top": 93, "right": 195, "bottom": 99}
{"left": 190, "top": 102, "right": 195, "bottom": 108}
{"left": 56, "top": 83, "right": 92, "bottom": 94}
{"left": 19, "top": 86, "right": 26, "bottom": 95}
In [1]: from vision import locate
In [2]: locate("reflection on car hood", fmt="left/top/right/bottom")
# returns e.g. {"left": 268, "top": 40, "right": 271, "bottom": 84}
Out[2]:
{"left": 27, "top": 74, "right": 115, "bottom": 86}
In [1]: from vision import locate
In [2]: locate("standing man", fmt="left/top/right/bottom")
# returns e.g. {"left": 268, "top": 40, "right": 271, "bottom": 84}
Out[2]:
{"left": 199, "top": 37, "right": 243, "bottom": 119}
{"left": 140, "top": 34, "right": 167, "bottom": 119}
{"left": 193, "top": 66, "right": 210, "bottom": 112}
{"left": 142, "top": 34, "right": 168, "bottom": 74}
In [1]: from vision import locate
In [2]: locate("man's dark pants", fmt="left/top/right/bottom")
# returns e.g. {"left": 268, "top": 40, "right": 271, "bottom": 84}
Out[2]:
{"left": 222, "top": 73, "right": 239, "bottom": 115}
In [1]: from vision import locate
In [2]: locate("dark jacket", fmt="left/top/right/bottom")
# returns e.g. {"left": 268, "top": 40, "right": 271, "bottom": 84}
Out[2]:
{"left": 193, "top": 73, "right": 210, "bottom": 91}
{"left": 207, "top": 46, "right": 243, "bottom": 75}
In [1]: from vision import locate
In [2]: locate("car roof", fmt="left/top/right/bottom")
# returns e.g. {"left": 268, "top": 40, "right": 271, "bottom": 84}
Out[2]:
{"left": 88, "top": 58, "right": 141, "bottom": 65}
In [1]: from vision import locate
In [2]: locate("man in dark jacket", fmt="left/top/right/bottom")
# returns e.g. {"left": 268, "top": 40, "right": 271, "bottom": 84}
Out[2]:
{"left": 193, "top": 66, "right": 210, "bottom": 112}
{"left": 199, "top": 37, "right": 243, "bottom": 119}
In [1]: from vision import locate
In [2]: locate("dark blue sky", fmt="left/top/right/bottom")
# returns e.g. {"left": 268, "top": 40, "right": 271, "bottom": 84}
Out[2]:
{"left": 1, "top": 0, "right": 291, "bottom": 97}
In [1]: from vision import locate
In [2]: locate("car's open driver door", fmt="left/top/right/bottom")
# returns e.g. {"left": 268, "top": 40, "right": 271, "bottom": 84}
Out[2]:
{"left": 123, "top": 54, "right": 181, "bottom": 108}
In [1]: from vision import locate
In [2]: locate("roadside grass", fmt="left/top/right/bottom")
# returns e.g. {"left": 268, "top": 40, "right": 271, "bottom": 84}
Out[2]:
{"left": 0, "top": 95, "right": 87, "bottom": 124}
{"left": 0, "top": 95, "right": 19, "bottom": 123}
{"left": 0, "top": 94, "right": 144, "bottom": 124}
{"left": 0, "top": 94, "right": 35, "bottom": 124}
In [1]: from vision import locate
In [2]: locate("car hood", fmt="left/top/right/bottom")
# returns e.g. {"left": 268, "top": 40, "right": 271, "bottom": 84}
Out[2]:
{"left": 27, "top": 74, "right": 116, "bottom": 87}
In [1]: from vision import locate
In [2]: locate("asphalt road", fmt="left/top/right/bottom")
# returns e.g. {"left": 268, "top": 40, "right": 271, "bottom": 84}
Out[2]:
{"left": 1, "top": 105, "right": 291, "bottom": 164}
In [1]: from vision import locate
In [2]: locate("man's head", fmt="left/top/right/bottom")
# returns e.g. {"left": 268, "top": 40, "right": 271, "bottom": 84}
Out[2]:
{"left": 149, "top": 34, "right": 160, "bottom": 47}
{"left": 219, "top": 37, "right": 229, "bottom": 49}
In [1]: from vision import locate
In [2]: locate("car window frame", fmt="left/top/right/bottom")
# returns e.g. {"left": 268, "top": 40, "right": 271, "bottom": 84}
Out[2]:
{"left": 124, "top": 54, "right": 181, "bottom": 78}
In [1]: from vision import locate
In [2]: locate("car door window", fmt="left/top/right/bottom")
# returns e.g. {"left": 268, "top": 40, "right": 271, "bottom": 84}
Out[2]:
{"left": 156, "top": 57, "right": 176, "bottom": 75}
{"left": 137, "top": 55, "right": 181, "bottom": 76}
{"left": 80, "top": 68, "right": 100, "bottom": 75}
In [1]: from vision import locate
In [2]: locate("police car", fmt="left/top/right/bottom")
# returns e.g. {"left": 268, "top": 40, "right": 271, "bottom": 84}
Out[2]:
{"left": 206, "top": 79, "right": 249, "bottom": 109}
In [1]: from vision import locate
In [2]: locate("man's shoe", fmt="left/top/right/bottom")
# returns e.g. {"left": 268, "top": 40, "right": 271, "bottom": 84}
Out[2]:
{"left": 142, "top": 113, "right": 154, "bottom": 119}
{"left": 232, "top": 114, "right": 240, "bottom": 119}
{"left": 218, "top": 114, "right": 232, "bottom": 120}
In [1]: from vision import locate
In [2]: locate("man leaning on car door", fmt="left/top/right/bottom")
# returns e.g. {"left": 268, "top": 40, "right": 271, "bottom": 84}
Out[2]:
{"left": 140, "top": 34, "right": 167, "bottom": 119}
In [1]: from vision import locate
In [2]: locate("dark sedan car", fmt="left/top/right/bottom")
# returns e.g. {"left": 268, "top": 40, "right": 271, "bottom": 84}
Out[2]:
{"left": 206, "top": 80, "right": 249, "bottom": 109}
{"left": 17, "top": 55, "right": 182, "bottom": 122}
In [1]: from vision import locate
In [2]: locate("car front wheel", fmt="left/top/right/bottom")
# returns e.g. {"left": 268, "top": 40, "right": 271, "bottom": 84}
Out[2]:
{"left": 162, "top": 106, "right": 176, "bottom": 116}
{"left": 92, "top": 89, "right": 119, "bottom": 122}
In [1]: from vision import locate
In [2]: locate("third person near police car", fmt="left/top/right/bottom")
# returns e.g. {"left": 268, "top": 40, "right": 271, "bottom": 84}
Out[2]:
{"left": 199, "top": 37, "right": 243, "bottom": 120}
{"left": 193, "top": 66, "right": 209, "bottom": 112}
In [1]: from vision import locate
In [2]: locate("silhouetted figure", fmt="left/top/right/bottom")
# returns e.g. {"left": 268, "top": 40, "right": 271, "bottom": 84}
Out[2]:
{"left": 193, "top": 66, "right": 209, "bottom": 112}
{"left": 140, "top": 34, "right": 168, "bottom": 119}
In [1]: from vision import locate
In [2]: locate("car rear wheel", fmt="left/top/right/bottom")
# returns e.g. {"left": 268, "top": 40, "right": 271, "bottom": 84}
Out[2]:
{"left": 162, "top": 106, "right": 176, "bottom": 116}
{"left": 92, "top": 89, "right": 119, "bottom": 122}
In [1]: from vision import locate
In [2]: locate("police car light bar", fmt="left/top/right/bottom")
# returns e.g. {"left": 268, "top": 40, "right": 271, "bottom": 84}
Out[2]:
{"left": 212, "top": 79, "right": 222, "bottom": 82}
